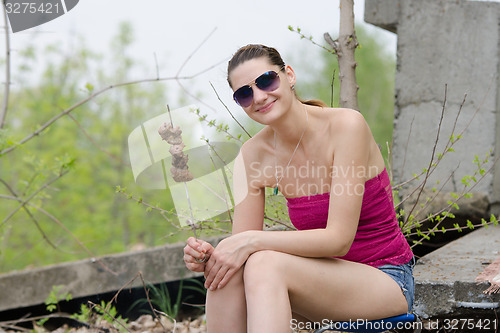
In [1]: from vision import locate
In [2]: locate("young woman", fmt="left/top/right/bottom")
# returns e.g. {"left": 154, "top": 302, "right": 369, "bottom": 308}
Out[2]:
{"left": 183, "top": 44, "right": 414, "bottom": 333}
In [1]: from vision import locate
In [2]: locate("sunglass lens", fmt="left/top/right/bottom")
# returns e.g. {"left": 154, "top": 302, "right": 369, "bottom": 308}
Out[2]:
{"left": 256, "top": 71, "right": 280, "bottom": 91}
{"left": 233, "top": 70, "right": 281, "bottom": 107}
{"left": 233, "top": 86, "right": 253, "bottom": 107}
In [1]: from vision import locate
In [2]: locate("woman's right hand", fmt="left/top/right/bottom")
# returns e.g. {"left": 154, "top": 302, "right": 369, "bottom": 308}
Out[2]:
{"left": 183, "top": 237, "right": 214, "bottom": 272}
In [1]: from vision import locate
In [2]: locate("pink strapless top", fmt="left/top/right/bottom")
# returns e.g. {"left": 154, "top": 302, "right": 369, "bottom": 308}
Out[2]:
{"left": 286, "top": 168, "right": 413, "bottom": 267}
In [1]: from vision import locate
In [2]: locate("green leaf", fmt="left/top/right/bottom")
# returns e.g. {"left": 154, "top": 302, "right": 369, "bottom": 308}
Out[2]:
{"left": 466, "top": 220, "right": 475, "bottom": 230}
{"left": 85, "top": 82, "right": 94, "bottom": 93}
{"left": 491, "top": 214, "right": 499, "bottom": 226}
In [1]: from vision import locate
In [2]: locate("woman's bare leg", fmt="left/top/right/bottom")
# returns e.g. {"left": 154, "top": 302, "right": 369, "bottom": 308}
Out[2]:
{"left": 205, "top": 267, "right": 247, "bottom": 332}
{"left": 243, "top": 250, "right": 408, "bottom": 333}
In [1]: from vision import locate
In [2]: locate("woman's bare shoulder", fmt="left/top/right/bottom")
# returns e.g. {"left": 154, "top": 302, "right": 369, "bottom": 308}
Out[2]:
{"left": 311, "top": 107, "right": 368, "bottom": 139}
{"left": 239, "top": 126, "right": 274, "bottom": 163}
{"left": 323, "top": 107, "right": 365, "bottom": 119}
{"left": 322, "top": 107, "right": 368, "bottom": 132}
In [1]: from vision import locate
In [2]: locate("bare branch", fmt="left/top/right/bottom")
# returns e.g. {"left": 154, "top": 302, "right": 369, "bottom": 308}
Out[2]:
{"left": 408, "top": 152, "right": 500, "bottom": 242}
{"left": 0, "top": 28, "right": 224, "bottom": 156}
{"left": 323, "top": 32, "right": 340, "bottom": 53}
{"left": 176, "top": 27, "right": 217, "bottom": 77}
{"left": 209, "top": 81, "right": 252, "bottom": 139}
{"left": 154, "top": 309, "right": 178, "bottom": 331}
{"left": 330, "top": 68, "right": 336, "bottom": 107}
{"left": 1, "top": 168, "right": 70, "bottom": 226}
{"left": 0, "top": 312, "right": 88, "bottom": 328}
{"left": 174, "top": 55, "right": 230, "bottom": 115}
{"left": 138, "top": 272, "right": 170, "bottom": 330}
{"left": 404, "top": 85, "right": 448, "bottom": 224}
{"left": 0, "top": 181, "right": 62, "bottom": 250}
{"left": 87, "top": 301, "right": 131, "bottom": 333}
{"left": 263, "top": 214, "right": 295, "bottom": 230}
{"left": 0, "top": 193, "right": 119, "bottom": 273}
{"left": 0, "top": 74, "right": 193, "bottom": 156}
{"left": 67, "top": 113, "right": 130, "bottom": 168}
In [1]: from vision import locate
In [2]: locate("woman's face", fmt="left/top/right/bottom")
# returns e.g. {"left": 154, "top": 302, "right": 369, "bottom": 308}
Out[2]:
{"left": 229, "top": 57, "right": 295, "bottom": 125}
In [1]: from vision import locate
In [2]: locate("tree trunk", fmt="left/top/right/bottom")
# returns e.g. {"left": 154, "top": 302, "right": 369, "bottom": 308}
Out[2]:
{"left": 325, "top": 0, "right": 359, "bottom": 110}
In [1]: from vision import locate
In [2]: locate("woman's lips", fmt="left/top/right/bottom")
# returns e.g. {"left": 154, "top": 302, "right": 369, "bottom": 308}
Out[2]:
{"left": 256, "top": 100, "right": 275, "bottom": 113}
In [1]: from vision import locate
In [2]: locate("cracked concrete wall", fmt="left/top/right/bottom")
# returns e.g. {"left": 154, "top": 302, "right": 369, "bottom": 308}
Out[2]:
{"left": 366, "top": 0, "right": 500, "bottom": 215}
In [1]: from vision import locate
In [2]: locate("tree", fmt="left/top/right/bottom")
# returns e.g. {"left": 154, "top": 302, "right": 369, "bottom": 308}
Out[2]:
{"left": 325, "top": 0, "right": 359, "bottom": 110}
{"left": 0, "top": 21, "right": 212, "bottom": 271}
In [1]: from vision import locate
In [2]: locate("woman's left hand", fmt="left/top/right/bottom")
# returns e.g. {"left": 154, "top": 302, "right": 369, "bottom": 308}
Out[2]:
{"left": 203, "top": 231, "right": 257, "bottom": 291}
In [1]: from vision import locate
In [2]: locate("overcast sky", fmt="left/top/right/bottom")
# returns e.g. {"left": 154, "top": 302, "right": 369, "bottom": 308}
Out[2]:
{"left": 15, "top": 0, "right": 381, "bottom": 69}
{"left": 4, "top": 0, "right": 497, "bottom": 120}
{"left": 2, "top": 1, "right": 400, "bottom": 109}
{"left": 2, "top": 1, "right": 497, "bottom": 111}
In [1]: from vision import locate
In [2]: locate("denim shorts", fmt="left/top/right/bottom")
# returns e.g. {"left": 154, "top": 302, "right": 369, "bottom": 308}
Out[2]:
{"left": 377, "top": 256, "right": 416, "bottom": 312}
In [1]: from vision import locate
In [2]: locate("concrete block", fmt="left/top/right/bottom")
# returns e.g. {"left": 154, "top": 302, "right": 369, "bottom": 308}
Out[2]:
{"left": 364, "top": 0, "right": 400, "bottom": 33}
{"left": 414, "top": 226, "right": 500, "bottom": 318}
{"left": 392, "top": 101, "right": 495, "bottom": 195}
{"left": 0, "top": 237, "right": 224, "bottom": 312}
{"left": 390, "top": 0, "right": 500, "bottom": 210}
{"left": 366, "top": 0, "right": 500, "bottom": 216}
{"left": 395, "top": 0, "right": 500, "bottom": 109}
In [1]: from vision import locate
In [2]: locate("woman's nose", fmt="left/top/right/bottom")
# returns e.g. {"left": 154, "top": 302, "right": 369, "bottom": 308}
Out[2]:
{"left": 252, "top": 86, "right": 268, "bottom": 104}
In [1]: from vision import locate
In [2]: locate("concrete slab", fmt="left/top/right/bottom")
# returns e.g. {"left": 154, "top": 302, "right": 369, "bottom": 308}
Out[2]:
{"left": 414, "top": 226, "right": 500, "bottom": 318}
{"left": 0, "top": 237, "right": 223, "bottom": 312}
{"left": 2, "top": 224, "right": 499, "bottom": 319}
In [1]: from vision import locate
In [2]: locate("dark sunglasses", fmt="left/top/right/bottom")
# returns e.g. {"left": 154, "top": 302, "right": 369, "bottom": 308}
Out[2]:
{"left": 233, "top": 67, "right": 285, "bottom": 107}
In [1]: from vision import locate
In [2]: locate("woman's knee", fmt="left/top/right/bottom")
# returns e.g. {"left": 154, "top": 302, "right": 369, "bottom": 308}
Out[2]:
{"left": 243, "top": 250, "right": 285, "bottom": 288}
{"left": 207, "top": 265, "right": 245, "bottom": 303}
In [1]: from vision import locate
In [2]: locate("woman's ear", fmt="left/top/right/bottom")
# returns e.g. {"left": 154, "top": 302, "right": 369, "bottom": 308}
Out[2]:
{"left": 285, "top": 65, "right": 297, "bottom": 89}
